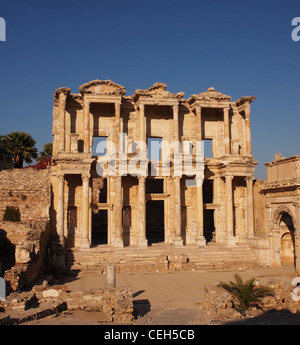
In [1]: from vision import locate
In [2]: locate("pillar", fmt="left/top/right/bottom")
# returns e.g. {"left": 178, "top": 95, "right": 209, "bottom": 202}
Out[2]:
{"left": 223, "top": 107, "right": 230, "bottom": 155}
{"left": 246, "top": 176, "right": 254, "bottom": 238}
{"left": 196, "top": 177, "right": 206, "bottom": 247}
{"left": 174, "top": 176, "right": 184, "bottom": 246}
{"left": 58, "top": 93, "right": 67, "bottom": 152}
{"left": 115, "top": 102, "right": 121, "bottom": 155}
{"left": 139, "top": 103, "right": 147, "bottom": 156}
{"left": 80, "top": 174, "right": 90, "bottom": 249}
{"left": 225, "top": 175, "right": 236, "bottom": 246}
{"left": 83, "top": 99, "right": 91, "bottom": 153}
{"left": 137, "top": 176, "right": 148, "bottom": 248}
{"left": 57, "top": 174, "right": 65, "bottom": 246}
{"left": 113, "top": 176, "right": 124, "bottom": 247}
{"left": 245, "top": 106, "right": 252, "bottom": 155}
{"left": 196, "top": 106, "right": 202, "bottom": 142}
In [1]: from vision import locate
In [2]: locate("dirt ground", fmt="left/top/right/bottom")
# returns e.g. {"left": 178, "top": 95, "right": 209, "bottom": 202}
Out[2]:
{"left": 22, "top": 265, "right": 300, "bottom": 325}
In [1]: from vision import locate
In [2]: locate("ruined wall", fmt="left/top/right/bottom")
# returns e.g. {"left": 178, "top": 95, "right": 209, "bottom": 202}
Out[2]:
{"left": 0, "top": 168, "right": 52, "bottom": 289}
{"left": 0, "top": 168, "right": 51, "bottom": 224}
{"left": 253, "top": 179, "right": 267, "bottom": 237}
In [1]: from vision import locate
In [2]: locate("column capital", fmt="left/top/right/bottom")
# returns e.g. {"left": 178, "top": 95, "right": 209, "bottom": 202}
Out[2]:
{"left": 82, "top": 174, "right": 90, "bottom": 182}
{"left": 245, "top": 175, "right": 254, "bottom": 182}
{"left": 225, "top": 175, "right": 234, "bottom": 182}
{"left": 173, "top": 103, "right": 179, "bottom": 113}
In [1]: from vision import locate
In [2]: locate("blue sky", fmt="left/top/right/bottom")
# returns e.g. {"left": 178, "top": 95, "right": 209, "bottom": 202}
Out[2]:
{"left": 0, "top": 0, "right": 299, "bottom": 179}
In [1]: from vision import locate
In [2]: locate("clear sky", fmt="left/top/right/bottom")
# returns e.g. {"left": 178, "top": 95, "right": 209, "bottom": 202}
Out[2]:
{"left": 0, "top": 0, "right": 299, "bottom": 179}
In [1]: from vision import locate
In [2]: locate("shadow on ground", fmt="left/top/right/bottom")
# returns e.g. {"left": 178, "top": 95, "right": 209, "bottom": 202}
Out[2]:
{"left": 225, "top": 309, "right": 300, "bottom": 325}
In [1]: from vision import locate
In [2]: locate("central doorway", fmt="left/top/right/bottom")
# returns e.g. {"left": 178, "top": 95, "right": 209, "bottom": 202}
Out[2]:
{"left": 146, "top": 200, "right": 164, "bottom": 244}
{"left": 92, "top": 209, "right": 108, "bottom": 245}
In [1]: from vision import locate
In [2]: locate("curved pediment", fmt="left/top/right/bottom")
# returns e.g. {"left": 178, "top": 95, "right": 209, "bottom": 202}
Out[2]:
{"left": 79, "top": 80, "right": 126, "bottom": 96}
{"left": 133, "top": 82, "right": 184, "bottom": 101}
{"left": 54, "top": 87, "right": 71, "bottom": 100}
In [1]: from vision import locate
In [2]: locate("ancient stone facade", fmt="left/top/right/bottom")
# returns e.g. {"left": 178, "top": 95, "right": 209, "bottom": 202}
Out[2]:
{"left": 258, "top": 154, "right": 300, "bottom": 271}
{"left": 51, "top": 80, "right": 257, "bottom": 252}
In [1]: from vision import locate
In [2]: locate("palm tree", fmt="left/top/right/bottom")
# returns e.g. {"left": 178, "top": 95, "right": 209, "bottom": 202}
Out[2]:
{"left": 1, "top": 132, "right": 38, "bottom": 168}
{"left": 37, "top": 142, "right": 52, "bottom": 161}
{"left": 218, "top": 274, "right": 273, "bottom": 316}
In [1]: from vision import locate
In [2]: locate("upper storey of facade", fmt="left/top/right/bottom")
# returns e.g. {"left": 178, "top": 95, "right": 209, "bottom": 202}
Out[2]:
{"left": 52, "top": 80, "right": 256, "bottom": 170}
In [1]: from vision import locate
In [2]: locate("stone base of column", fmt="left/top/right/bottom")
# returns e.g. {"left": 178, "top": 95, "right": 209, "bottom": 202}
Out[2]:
{"left": 197, "top": 236, "right": 206, "bottom": 248}
{"left": 137, "top": 238, "right": 148, "bottom": 248}
{"left": 80, "top": 238, "right": 90, "bottom": 250}
{"left": 113, "top": 238, "right": 124, "bottom": 248}
{"left": 227, "top": 235, "right": 236, "bottom": 247}
{"left": 174, "top": 237, "right": 184, "bottom": 247}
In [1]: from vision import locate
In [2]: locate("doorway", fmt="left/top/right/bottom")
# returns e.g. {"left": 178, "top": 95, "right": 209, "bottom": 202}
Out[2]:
{"left": 204, "top": 209, "right": 215, "bottom": 243}
{"left": 280, "top": 212, "right": 295, "bottom": 266}
{"left": 146, "top": 200, "right": 164, "bottom": 244}
{"left": 92, "top": 209, "right": 108, "bottom": 245}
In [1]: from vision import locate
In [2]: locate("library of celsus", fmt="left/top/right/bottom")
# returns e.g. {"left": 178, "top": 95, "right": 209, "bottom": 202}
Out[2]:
{"left": 2, "top": 79, "right": 300, "bottom": 289}
{"left": 51, "top": 80, "right": 258, "bottom": 251}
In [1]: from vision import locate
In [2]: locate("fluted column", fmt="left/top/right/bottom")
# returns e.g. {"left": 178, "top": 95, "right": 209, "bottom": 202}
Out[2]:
{"left": 223, "top": 107, "right": 230, "bottom": 155}
{"left": 113, "top": 176, "right": 124, "bottom": 247}
{"left": 225, "top": 175, "right": 236, "bottom": 246}
{"left": 246, "top": 176, "right": 254, "bottom": 238}
{"left": 137, "top": 176, "right": 148, "bottom": 248}
{"left": 57, "top": 174, "right": 65, "bottom": 246}
{"left": 174, "top": 176, "right": 184, "bottom": 246}
{"left": 83, "top": 99, "right": 91, "bottom": 153}
{"left": 80, "top": 174, "right": 90, "bottom": 249}
{"left": 58, "top": 93, "right": 67, "bottom": 152}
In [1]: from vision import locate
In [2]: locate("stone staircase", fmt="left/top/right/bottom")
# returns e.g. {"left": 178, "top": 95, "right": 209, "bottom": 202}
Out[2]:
{"left": 65, "top": 242, "right": 261, "bottom": 276}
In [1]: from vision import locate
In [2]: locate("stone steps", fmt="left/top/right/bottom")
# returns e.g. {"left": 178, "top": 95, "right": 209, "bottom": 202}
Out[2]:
{"left": 65, "top": 242, "right": 260, "bottom": 274}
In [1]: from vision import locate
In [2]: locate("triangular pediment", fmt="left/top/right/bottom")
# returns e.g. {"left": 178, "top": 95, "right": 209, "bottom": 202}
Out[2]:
{"left": 188, "top": 87, "right": 231, "bottom": 103}
{"left": 79, "top": 80, "right": 126, "bottom": 96}
{"left": 133, "top": 82, "right": 184, "bottom": 101}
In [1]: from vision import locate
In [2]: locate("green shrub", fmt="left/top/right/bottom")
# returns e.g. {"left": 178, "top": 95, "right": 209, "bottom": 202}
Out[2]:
{"left": 3, "top": 206, "right": 21, "bottom": 222}
{"left": 218, "top": 273, "right": 273, "bottom": 316}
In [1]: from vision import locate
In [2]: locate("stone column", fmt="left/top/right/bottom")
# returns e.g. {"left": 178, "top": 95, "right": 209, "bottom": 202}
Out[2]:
{"left": 225, "top": 175, "right": 236, "bottom": 246}
{"left": 137, "top": 176, "right": 148, "bottom": 248}
{"left": 115, "top": 102, "right": 121, "bottom": 155}
{"left": 58, "top": 93, "right": 67, "bottom": 152}
{"left": 80, "top": 174, "right": 90, "bottom": 249}
{"left": 174, "top": 176, "right": 184, "bottom": 246}
{"left": 246, "top": 176, "right": 254, "bottom": 238}
{"left": 196, "top": 177, "right": 206, "bottom": 247}
{"left": 57, "top": 174, "right": 65, "bottom": 246}
{"left": 113, "top": 176, "right": 124, "bottom": 248}
{"left": 223, "top": 107, "right": 230, "bottom": 155}
{"left": 245, "top": 106, "right": 251, "bottom": 155}
{"left": 83, "top": 99, "right": 91, "bottom": 153}
{"left": 196, "top": 106, "right": 202, "bottom": 142}
{"left": 139, "top": 103, "right": 146, "bottom": 157}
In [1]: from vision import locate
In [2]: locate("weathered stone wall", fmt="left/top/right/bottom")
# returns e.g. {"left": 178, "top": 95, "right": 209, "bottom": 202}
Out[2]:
{"left": 0, "top": 168, "right": 51, "bottom": 224}
{"left": 0, "top": 168, "right": 52, "bottom": 290}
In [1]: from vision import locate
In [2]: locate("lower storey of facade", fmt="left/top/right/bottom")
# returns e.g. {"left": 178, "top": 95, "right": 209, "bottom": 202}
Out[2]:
{"left": 51, "top": 170, "right": 256, "bottom": 250}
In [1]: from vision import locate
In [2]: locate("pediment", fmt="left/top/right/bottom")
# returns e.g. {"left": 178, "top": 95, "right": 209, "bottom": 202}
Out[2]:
{"left": 79, "top": 80, "right": 126, "bottom": 96}
{"left": 188, "top": 87, "right": 231, "bottom": 103}
{"left": 133, "top": 82, "right": 184, "bottom": 101}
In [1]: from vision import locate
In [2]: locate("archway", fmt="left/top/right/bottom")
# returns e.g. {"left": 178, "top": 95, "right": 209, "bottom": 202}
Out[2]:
{"left": 279, "top": 212, "right": 295, "bottom": 266}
